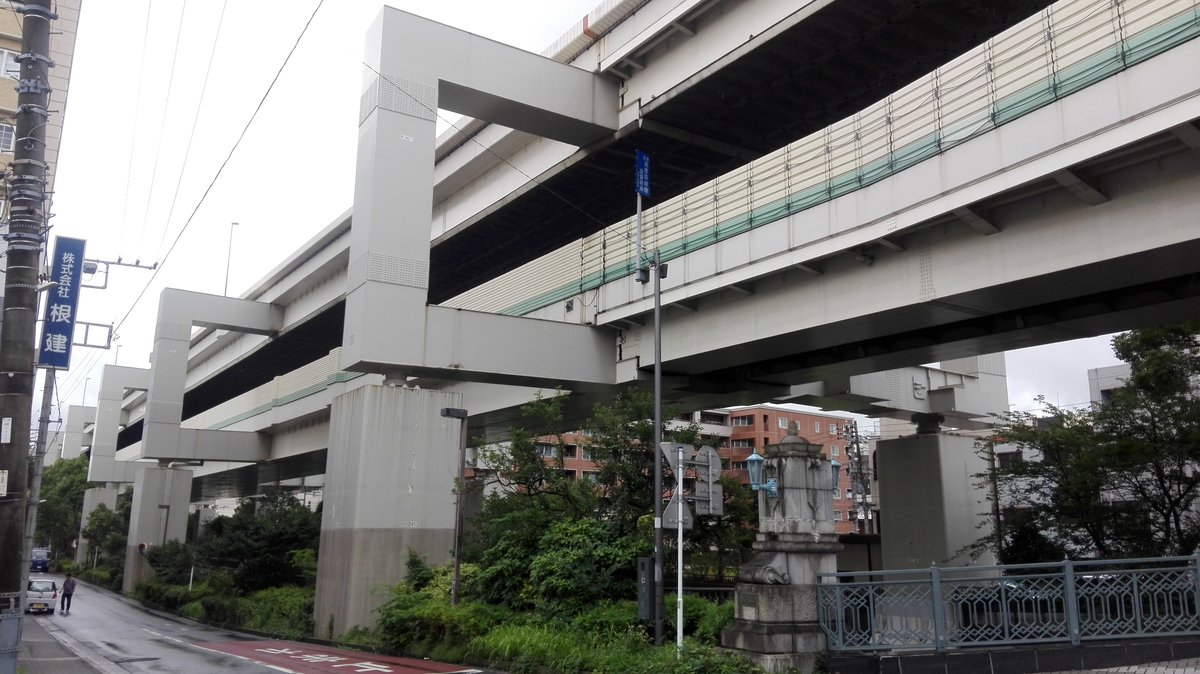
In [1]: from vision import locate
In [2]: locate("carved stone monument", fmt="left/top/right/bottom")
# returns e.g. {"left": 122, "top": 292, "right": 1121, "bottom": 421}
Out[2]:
{"left": 721, "top": 424, "right": 843, "bottom": 672}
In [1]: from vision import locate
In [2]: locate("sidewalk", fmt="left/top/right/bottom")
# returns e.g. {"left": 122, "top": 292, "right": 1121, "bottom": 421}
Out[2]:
{"left": 17, "top": 612, "right": 101, "bottom": 674}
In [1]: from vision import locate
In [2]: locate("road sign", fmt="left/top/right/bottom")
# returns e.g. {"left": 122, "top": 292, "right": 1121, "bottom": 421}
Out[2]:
{"left": 663, "top": 492, "right": 693, "bottom": 530}
{"left": 635, "top": 149, "right": 651, "bottom": 197}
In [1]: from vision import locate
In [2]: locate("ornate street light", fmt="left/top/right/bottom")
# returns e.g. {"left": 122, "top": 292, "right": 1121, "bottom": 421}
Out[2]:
{"left": 745, "top": 451, "right": 777, "bottom": 498}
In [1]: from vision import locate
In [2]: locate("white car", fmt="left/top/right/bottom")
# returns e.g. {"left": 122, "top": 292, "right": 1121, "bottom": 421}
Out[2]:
{"left": 25, "top": 579, "right": 58, "bottom": 614}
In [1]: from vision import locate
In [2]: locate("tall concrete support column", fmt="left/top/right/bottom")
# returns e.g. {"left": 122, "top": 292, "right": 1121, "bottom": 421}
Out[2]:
{"left": 122, "top": 466, "right": 192, "bottom": 592}
{"left": 722, "top": 426, "right": 843, "bottom": 673}
{"left": 878, "top": 416, "right": 994, "bottom": 570}
{"left": 343, "top": 8, "right": 616, "bottom": 376}
{"left": 314, "top": 384, "right": 462, "bottom": 637}
{"left": 75, "top": 485, "right": 118, "bottom": 567}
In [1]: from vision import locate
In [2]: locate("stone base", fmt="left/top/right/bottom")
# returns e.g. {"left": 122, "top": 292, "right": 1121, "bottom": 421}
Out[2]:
{"left": 722, "top": 619, "right": 826, "bottom": 673}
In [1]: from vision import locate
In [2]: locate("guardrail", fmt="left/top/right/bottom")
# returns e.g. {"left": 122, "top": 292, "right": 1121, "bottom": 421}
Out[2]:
{"left": 447, "top": 0, "right": 1200, "bottom": 317}
{"left": 817, "top": 555, "right": 1200, "bottom": 653}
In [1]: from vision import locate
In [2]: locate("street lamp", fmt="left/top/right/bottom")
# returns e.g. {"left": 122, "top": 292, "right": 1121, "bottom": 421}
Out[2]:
{"left": 440, "top": 407, "right": 468, "bottom": 606}
{"left": 745, "top": 451, "right": 777, "bottom": 498}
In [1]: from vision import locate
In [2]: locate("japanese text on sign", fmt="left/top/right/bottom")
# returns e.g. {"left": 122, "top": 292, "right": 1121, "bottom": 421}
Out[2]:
{"left": 37, "top": 236, "right": 87, "bottom": 369}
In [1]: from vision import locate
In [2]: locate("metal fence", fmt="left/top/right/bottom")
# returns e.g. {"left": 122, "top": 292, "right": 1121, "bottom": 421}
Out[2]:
{"left": 818, "top": 555, "right": 1200, "bottom": 653}
{"left": 447, "top": 0, "right": 1200, "bottom": 316}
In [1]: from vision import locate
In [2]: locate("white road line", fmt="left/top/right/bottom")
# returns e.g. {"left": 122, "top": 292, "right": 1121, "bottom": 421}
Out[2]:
{"left": 35, "top": 616, "right": 129, "bottom": 674}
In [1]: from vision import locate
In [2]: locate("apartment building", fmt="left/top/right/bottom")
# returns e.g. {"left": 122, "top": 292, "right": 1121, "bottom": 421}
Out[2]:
{"left": 536, "top": 404, "right": 879, "bottom": 536}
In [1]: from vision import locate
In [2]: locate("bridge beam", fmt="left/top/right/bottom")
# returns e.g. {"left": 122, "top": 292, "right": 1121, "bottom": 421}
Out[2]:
{"left": 343, "top": 7, "right": 618, "bottom": 380}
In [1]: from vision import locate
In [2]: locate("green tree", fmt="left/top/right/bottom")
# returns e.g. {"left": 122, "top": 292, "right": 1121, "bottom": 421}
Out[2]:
{"left": 467, "top": 389, "right": 754, "bottom": 612}
{"left": 983, "top": 321, "right": 1200, "bottom": 559}
{"left": 197, "top": 490, "right": 320, "bottom": 593}
{"left": 1096, "top": 323, "right": 1200, "bottom": 555}
{"left": 34, "top": 455, "right": 89, "bottom": 558}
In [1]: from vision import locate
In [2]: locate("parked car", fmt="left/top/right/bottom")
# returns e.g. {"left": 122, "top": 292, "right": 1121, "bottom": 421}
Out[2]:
{"left": 30, "top": 547, "right": 50, "bottom": 572}
{"left": 25, "top": 579, "right": 57, "bottom": 614}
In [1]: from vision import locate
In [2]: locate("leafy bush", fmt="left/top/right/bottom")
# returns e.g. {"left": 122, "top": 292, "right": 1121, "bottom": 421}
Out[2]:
{"left": 665, "top": 594, "right": 717, "bottom": 640}
{"left": 406, "top": 551, "right": 434, "bottom": 591}
{"left": 525, "top": 518, "right": 641, "bottom": 617}
{"left": 334, "top": 626, "right": 383, "bottom": 650}
{"left": 569, "top": 600, "right": 642, "bottom": 639}
{"left": 244, "top": 586, "right": 314, "bottom": 638}
{"left": 200, "top": 595, "right": 251, "bottom": 626}
{"left": 79, "top": 568, "right": 110, "bottom": 588}
{"left": 179, "top": 600, "right": 204, "bottom": 621}
{"left": 693, "top": 600, "right": 735, "bottom": 645}
{"left": 467, "top": 622, "right": 760, "bottom": 674}
{"left": 135, "top": 580, "right": 202, "bottom": 611}
{"left": 375, "top": 585, "right": 511, "bottom": 657}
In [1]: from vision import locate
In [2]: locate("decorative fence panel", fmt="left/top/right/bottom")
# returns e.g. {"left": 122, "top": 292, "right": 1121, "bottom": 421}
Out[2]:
{"left": 818, "top": 555, "right": 1200, "bottom": 653}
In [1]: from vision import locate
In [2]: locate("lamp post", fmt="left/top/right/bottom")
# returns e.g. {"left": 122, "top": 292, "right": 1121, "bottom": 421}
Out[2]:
{"left": 223, "top": 221, "right": 238, "bottom": 297}
{"left": 440, "top": 407, "right": 468, "bottom": 606}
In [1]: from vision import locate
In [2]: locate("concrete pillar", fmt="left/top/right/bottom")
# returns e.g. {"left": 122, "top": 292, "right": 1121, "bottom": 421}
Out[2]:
{"left": 75, "top": 484, "right": 118, "bottom": 567}
{"left": 722, "top": 425, "right": 843, "bottom": 673}
{"left": 122, "top": 465, "right": 192, "bottom": 592}
{"left": 314, "top": 384, "right": 462, "bottom": 637}
{"left": 877, "top": 426, "right": 994, "bottom": 570}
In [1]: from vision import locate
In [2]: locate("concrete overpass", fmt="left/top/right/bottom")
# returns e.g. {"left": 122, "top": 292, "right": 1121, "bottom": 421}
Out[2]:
{"left": 73, "top": 0, "right": 1200, "bottom": 636}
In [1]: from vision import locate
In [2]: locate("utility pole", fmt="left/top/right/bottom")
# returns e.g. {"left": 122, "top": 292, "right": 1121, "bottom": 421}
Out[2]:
{"left": 0, "top": 2, "right": 55, "bottom": 671}
{"left": 20, "top": 371, "right": 54, "bottom": 609}
{"left": 840, "top": 420, "right": 875, "bottom": 535}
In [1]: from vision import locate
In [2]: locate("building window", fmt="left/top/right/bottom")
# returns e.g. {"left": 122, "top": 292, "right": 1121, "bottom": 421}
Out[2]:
{"left": 561, "top": 469, "right": 577, "bottom": 480}
{"left": 733, "top": 415, "right": 753, "bottom": 426}
{"left": 537, "top": 443, "right": 556, "bottom": 458}
{"left": 834, "top": 510, "right": 843, "bottom": 521}
{"left": 828, "top": 423, "right": 837, "bottom": 434}
{"left": 831, "top": 445, "right": 840, "bottom": 456}
{"left": 833, "top": 486, "right": 841, "bottom": 498}
{"left": 997, "top": 450, "right": 1023, "bottom": 470}
{"left": 582, "top": 471, "right": 599, "bottom": 483}
{"left": 732, "top": 461, "right": 746, "bottom": 470}
{"left": 732, "top": 438, "right": 755, "bottom": 448}
{"left": 582, "top": 448, "right": 593, "bottom": 461}
{"left": 813, "top": 421, "right": 821, "bottom": 434}
{"left": 778, "top": 417, "right": 788, "bottom": 429}
{"left": 561, "top": 445, "right": 577, "bottom": 459}
{"left": 0, "top": 124, "right": 13, "bottom": 153}
{"left": 701, "top": 412, "right": 727, "bottom": 425}
{"left": 1, "top": 50, "right": 18, "bottom": 79}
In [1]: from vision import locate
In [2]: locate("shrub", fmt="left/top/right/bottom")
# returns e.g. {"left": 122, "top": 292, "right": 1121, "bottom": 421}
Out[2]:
{"left": 200, "top": 595, "right": 251, "bottom": 627}
{"left": 79, "top": 568, "right": 110, "bottom": 588}
{"left": 375, "top": 585, "right": 511, "bottom": 657}
{"left": 665, "top": 594, "right": 716, "bottom": 640}
{"left": 244, "top": 586, "right": 314, "bottom": 638}
{"left": 569, "top": 600, "right": 642, "bottom": 639}
{"left": 179, "top": 600, "right": 204, "bottom": 621}
{"left": 693, "top": 600, "right": 735, "bottom": 645}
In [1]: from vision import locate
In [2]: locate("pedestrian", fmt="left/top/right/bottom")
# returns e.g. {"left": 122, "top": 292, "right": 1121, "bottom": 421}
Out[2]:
{"left": 60, "top": 572, "right": 76, "bottom": 614}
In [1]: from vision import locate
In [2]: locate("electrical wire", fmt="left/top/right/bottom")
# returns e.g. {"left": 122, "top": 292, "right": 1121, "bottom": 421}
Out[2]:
{"left": 155, "top": 0, "right": 229, "bottom": 260}
{"left": 135, "top": 0, "right": 189, "bottom": 253}
{"left": 110, "top": 0, "right": 326, "bottom": 340}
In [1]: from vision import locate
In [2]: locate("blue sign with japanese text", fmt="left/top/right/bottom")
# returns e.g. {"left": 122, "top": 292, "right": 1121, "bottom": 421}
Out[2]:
{"left": 635, "top": 149, "right": 651, "bottom": 197}
{"left": 36, "top": 236, "right": 86, "bottom": 369}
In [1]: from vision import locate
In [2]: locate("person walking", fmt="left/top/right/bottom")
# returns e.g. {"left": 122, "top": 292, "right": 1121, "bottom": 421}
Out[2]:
{"left": 60, "top": 572, "right": 76, "bottom": 614}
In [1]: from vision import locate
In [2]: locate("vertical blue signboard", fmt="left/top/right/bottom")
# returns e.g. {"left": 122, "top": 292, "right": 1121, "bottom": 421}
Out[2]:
{"left": 635, "top": 149, "right": 651, "bottom": 197}
{"left": 36, "top": 236, "right": 86, "bottom": 369}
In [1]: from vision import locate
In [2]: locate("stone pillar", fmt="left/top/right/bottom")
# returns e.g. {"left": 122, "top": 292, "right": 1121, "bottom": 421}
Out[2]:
{"left": 722, "top": 426, "right": 843, "bottom": 673}
{"left": 122, "top": 465, "right": 193, "bottom": 592}
{"left": 314, "top": 384, "right": 462, "bottom": 638}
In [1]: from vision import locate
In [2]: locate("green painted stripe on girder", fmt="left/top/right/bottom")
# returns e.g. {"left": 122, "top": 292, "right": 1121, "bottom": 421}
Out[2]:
{"left": 497, "top": 8, "right": 1200, "bottom": 317}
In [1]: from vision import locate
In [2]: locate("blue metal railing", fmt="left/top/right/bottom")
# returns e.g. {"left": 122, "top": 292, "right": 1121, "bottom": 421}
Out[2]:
{"left": 818, "top": 555, "right": 1200, "bottom": 653}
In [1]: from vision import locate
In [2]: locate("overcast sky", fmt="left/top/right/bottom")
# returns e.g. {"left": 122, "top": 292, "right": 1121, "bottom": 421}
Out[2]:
{"left": 42, "top": 0, "right": 1122, "bottom": 428}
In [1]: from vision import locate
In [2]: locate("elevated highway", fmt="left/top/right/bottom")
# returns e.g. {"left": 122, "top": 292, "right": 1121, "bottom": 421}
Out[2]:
{"left": 74, "top": 0, "right": 1200, "bottom": 634}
